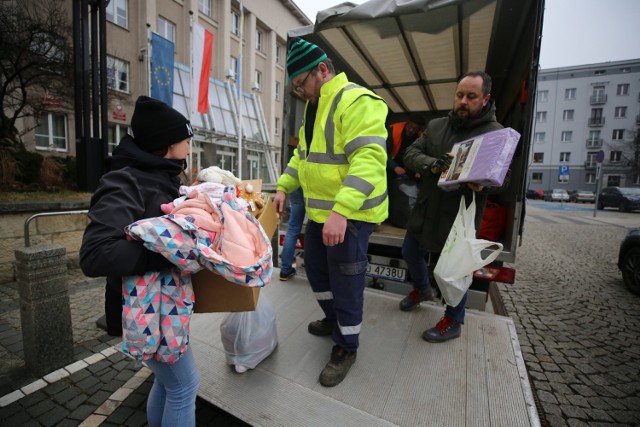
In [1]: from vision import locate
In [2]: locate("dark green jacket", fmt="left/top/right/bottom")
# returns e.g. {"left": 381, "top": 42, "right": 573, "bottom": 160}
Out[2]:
{"left": 403, "top": 102, "right": 503, "bottom": 252}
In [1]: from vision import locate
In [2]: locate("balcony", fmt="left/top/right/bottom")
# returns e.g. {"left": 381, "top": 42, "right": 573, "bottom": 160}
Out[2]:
{"left": 590, "top": 94, "right": 607, "bottom": 105}
{"left": 585, "top": 138, "right": 603, "bottom": 149}
{"left": 584, "top": 161, "right": 597, "bottom": 169}
{"left": 588, "top": 117, "right": 605, "bottom": 127}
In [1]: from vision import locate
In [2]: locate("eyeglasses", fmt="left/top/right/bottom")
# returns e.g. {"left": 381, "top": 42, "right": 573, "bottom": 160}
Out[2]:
{"left": 293, "top": 69, "right": 314, "bottom": 94}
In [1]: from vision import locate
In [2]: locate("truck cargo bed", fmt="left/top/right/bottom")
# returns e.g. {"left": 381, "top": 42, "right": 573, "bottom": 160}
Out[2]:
{"left": 190, "top": 271, "right": 539, "bottom": 426}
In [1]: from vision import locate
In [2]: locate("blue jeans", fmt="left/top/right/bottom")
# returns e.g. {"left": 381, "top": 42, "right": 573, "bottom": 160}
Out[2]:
{"left": 402, "top": 232, "right": 467, "bottom": 324}
{"left": 304, "top": 220, "right": 374, "bottom": 352}
{"left": 281, "top": 188, "right": 305, "bottom": 275}
{"left": 145, "top": 346, "right": 200, "bottom": 427}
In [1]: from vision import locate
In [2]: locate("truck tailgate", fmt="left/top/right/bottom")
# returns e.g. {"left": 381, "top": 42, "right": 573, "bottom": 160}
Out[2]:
{"left": 191, "top": 273, "right": 539, "bottom": 426}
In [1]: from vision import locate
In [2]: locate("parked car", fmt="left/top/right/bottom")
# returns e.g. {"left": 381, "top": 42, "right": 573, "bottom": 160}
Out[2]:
{"left": 597, "top": 187, "right": 640, "bottom": 212}
{"left": 526, "top": 189, "right": 543, "bottom": 199}
{"left": 618, "top": 228, "right": 640, "bottom": 295}
{"left": 568, "top": 189, "right": 595, "bottom": 203}
{"left": 543, "top": 188, "right": 570, "bottom": 202}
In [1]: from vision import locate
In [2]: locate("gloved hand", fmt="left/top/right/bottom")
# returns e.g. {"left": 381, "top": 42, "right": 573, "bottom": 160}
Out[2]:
{"left": 430, "top": 153, "right": 453, "bottom": 174}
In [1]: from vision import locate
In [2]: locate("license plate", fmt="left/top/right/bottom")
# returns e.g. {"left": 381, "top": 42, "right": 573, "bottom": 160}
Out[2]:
{"left": 366, "top": 263, "right": 407, "bottom": 282}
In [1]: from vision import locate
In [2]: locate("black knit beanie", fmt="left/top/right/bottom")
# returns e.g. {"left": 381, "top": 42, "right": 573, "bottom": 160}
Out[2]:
{"left": 131, "top": 96, "right": 194, "bottom": 152}
{"left": 286, "top": 38, "right": 327, "bottom": 80}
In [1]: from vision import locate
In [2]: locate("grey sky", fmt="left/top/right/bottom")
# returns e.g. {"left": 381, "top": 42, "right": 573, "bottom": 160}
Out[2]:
{"left": 293, "top": 0, "right": 640, "bottom": 69}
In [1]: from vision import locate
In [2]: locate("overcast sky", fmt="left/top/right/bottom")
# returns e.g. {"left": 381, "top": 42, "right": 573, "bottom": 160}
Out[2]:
{"left": 292, "top": 0, "right": 640, "bottom": 69}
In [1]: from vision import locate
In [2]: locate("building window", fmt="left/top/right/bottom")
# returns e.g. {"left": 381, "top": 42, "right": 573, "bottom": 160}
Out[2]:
{"left": 230, "top": 56, "right": 238, "bottom": 80}
{"left": 254, "top": 70, "right": 262, "bottom": 91}
{"left": 536, "top": 111, "right": 547, "bottom": 123}
{"left": 562, "top": 109, "right": 574, "bottom": 121}
{"left": 106, "top": 0, "right": 128, "bottom": 28}
{"left": 586, "top": 173, "right": 596, "bottom": 184}
{"left": 106, "top": 55, "right": 129, "bottom": 92}
{"left": 231, "top": 11, "right": 240, "bottom": 36}
{"left": 532, "top": 172, "right": 543, "bottom": 183}
{"left": 534, "top": 132, "right": 545, "bottom": 143}
{"left": 617, "top": 83, "right": 629, "bottom": 96}
{"left": 610, "top": 151, "right": 622, "bottom": 162}
{"left": 612, "top": 129, "right": 625, "bottom": 140}
{"left": 533, "top": 152, "right": 544, "bottom": 163}
{"left": 107, "top": 123, "right": 128, "bottom": 155}
{"left": 586, "top": 152, "right": 598, "bottom": 166}
{"left": 256, "top": 29, "right": 263, "bottom": 52}
{"left": 157, "top": 17, "right": 176, "bottom": 43}
{"left": 560, "top": 152, "right": 570, "bottom": 162}
{"left": 633, "top": 174, "right": 640, "bottom": 185}
{"left": 276, "top": 44, "right": 283, "bottom": 65}
{"left": 607, "top": 175, "right": 621, "bottom": 187}
{"left": 198, "top": 0, "right": 212, "bottom": 17}
{"left": 35, "top": 113, "right": 67, "bottom": 151}
{"left": 561, "top": 131, "right": 572, "bottom": 142}
{"left": 275, "top": 81, "right": 281, "bottom": 101}
{"left": 564, "top": 88, "right": 576, "bottom": 100}
{"left": 537, "top": 90, "right": 548, "bottom": 102}
{"left": 275, "top": 117, "right": 280, "bottom": 136}
{"left": 614, "top": 106, "right": 627, "bottom": 118}
{"left": 594, "top": 70, "right": 606, "bottom": 75}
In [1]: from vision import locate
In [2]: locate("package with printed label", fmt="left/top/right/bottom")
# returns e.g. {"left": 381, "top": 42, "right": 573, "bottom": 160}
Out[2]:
{"left": 437, "top": 128, "right": 521, "bottom": 191}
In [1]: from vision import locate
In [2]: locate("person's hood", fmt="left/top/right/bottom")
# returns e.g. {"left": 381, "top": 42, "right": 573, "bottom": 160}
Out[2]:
{"left": 108, "top": 134, "right": 185, "bottom": 176}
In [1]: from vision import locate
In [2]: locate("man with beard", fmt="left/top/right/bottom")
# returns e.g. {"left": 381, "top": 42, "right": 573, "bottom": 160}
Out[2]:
{"left": 399, "top": 71, "right": 503, "bottom": 342}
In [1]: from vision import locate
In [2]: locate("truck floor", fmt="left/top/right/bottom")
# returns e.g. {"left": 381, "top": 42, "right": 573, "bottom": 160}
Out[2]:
{"left": 190, "top": 271, "right": 539, "bottom": 427}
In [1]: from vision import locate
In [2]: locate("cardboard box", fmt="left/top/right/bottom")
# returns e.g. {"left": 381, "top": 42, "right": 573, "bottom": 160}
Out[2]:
{"left": 191, "top": 182, "right": 278, "bottom": 313}
{"left": 438, "top": 128, "right": 521, "bottom": 191}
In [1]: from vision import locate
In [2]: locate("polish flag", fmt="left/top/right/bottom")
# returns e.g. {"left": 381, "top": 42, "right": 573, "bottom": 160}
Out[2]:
{"left": 193, "top": 23, "right": 214, "bottom": 114}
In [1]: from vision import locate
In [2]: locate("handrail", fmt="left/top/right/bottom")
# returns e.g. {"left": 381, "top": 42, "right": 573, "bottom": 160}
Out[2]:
{"left": 24, "top": 210, "right": 89, "bottom": 247}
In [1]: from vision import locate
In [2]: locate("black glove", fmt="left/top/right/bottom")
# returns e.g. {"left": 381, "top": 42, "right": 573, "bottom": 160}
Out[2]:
{"left": 431, "top": 154, "right": 452, "bottom": 174}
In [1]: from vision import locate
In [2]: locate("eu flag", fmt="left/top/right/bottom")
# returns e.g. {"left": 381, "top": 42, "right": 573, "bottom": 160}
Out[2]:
{"left": 151, "top": 33, "right": 174, "bottom": 105}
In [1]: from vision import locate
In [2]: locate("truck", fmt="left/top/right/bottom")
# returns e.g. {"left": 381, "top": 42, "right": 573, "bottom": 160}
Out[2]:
{"left": 193, "top": 1, "right": 546, "bottom": 425}
{"left": 279, "top": 0, "right": 545, "bottom": 312}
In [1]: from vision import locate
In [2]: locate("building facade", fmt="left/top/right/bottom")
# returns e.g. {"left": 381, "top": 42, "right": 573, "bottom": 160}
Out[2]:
{"left": 528, "top": 59, "right": 640, "bottom": 192}
{"left": 18, "top": 0, "right": 310, "bottom": 183}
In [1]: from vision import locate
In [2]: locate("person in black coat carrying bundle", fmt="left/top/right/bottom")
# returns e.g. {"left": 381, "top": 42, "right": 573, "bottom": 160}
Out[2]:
{"left": 80, "top": 96, "right": 200, "bottom": 426}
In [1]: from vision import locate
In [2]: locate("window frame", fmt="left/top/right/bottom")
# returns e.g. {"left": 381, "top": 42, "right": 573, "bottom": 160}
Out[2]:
{"left": 533, "top": 152, "right": 544, "bottom": 163}
{"left": 256, "top": 29, "right": 264, "bottom": 52}
{"left": 531, "top": 172, "right": 543, "bottom": 183}
{"left": 564, "top": 88, "right": 576, "bottom": 100}
{"left": 617, "top": 83, "right": 629, "bottom": 96}
{"left": 106, "top": 55, "right": 130, "bottom": 93}
{"left": 198, "top": 0, "right": 212, "bottom": 17}
{"left": 610, "top": 151, "right": 622, "bottom": 162}
{"left": 560, "top": 131, "right": 573, "bottom": 142}
{"left": 231, "top": 11, "right": 240, "bottom": 36}
{"left": 536, "top": 111, "right": 547, "bottom": 123}
{"left": 612, "top": 129, "right": 625, "bottom": 140}
{"left": 254, "top": 69, "right": 262, "bottom": 91}
{"left": 106, "top": 0, "right": 128, "bottom": 28}
{"left": 35, "top": 112, "right": 68, "bottom": 152}
{"left": 559, "top": 152, "right": 570, "bottom": 162}
{"left": 614, "top": 106, "right": 627, "bottom": 118}
{"left": 537, "top": 90, "right": 548, "bottom": 103}
{"left": 157, "top": 16, "right": 176, "bottom": 43}
{"left": 562, "top": 109, "right": 574, "bottom": 121}
{"left": 534, "top": 132, "right": 545, "bottom": 143}
{"left": 275, "top": 80, "right": 281, "bottom": 101}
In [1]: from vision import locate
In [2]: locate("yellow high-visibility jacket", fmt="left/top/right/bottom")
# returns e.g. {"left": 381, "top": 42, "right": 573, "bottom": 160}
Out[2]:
{"left": 277, "top": 73, "right": 389, "bottom": 224}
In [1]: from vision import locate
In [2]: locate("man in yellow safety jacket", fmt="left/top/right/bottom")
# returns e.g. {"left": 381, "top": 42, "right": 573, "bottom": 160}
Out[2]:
{"left": 273, "top": 38, "right": 388, "bottom": 387}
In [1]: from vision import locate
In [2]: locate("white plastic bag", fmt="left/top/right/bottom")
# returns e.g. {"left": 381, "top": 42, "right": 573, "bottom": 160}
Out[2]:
{"left": 220, "top": 293, "right": 278, "bottom": 373}
{"left": 434, "top": 194, "right": 503, "bottom": 307}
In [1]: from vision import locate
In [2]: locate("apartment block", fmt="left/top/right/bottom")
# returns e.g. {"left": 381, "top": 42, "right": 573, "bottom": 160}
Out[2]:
{"left": 528, "top": 59, "right": 640, "bottom": 192}
{"left": 17, "top": 0, "right": 310, "bottom": 183}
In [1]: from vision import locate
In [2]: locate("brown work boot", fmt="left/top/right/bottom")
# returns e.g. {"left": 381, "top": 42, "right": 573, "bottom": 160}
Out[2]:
{"left": 308, "top": 318, "right": 333, "bottom": 336}
{"left": 319, "top": 345, "right": 357, "bottom": 387}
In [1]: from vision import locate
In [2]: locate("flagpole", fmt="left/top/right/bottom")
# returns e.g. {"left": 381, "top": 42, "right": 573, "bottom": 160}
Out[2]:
{"left": 237, "top": 0, "right": 244, "bottom": 180}
{"left": 188, "top": 11, "right": 194, "bottom": 180}
{"left": 147, "top": 27, "right": 151, "bottom": 96}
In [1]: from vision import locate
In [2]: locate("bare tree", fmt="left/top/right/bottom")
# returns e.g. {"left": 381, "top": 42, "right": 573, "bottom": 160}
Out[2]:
{"left": 0, "top": 0, "right": 74, "bottom": 153}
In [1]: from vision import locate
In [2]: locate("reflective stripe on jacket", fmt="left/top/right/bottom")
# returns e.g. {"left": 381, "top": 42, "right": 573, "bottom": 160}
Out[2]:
{"left": 277, "top": 73, "right": 389, "bottom": 224}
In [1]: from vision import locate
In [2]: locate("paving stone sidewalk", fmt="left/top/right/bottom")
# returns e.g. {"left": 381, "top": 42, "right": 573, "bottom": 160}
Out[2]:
{"left": 0, "top": 271, "right": 248, "bottom": 426}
